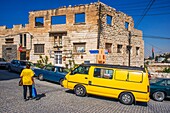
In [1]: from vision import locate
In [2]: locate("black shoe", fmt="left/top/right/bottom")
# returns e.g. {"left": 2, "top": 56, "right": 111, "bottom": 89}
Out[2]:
{"left": 24, "top": 98, "right": 29, "bottom": 102}
{"left": 28, "top": 96, "right": 33, "bottom": 100}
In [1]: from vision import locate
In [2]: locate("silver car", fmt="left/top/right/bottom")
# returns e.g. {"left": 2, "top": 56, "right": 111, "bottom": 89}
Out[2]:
{"left": 8, "top": 60, "right": 33, "bottom": 73}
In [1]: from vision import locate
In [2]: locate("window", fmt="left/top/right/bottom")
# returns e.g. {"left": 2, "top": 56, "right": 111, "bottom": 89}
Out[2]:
{"left": 136, "top": 47, "right": 140, "bottom": 55}
{"left": 51, "top": 15, "right": 66, "bottom": 25}
{"left": 73, "top": 43, "right": 86, "bottom": 53}
{"left": 106, "top": 15, "right": 112, "bottom": 25}
{"left": 20, "top": 34, "right": 22, "bottom": 45}
{"left": 167, "top": 80, "right": 170, "bottom": 86}
{"left": 55, "top": 51, "right": 62, "bottom": 64}
{"left": 5, "top": 38, "right": 14, "bottom": 43}
{"left": 6, "top": 48, "right": 12, "bottom": 53}
{"left": 117, "top": 44, "right": 123, "bottom": 53}
{"left": 75, "top": 13, "right": 85, "bottom": 23}
{"left": 20, "top": 34, "right": 27, "bottom": 47}
{"left": 94, "top": 68, "right": 113, "bottom": 79}
{"left": 72, "top": 66, "right": 90, "bottom": 75}
{"left": 24, "top": 34, "right": 27, "bottom": 47}
{"left": 34, "top": 44, "right": 44, "bottom": 54}
{"left": 35, "top": 17, "right": 44, "bottom": 27}
{"left": 45, "top": 66, "right": 55, "bottom": 71}
{"left": 105, "top": 43, "right": 112, "bottom": 53}
{"left": 49, "top": 32, "right": 67, "bottom": 47}
{"left": 126, "top": 46, "right": 132, "bottom": 54}
{"left": 125, "top": 22, "right": 129, "bottom": 30}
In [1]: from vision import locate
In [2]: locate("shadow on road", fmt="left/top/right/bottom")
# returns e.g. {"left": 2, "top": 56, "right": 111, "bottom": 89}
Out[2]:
{"left": 65, "top": 89, "right": 148, "bottom": 106}
{"left": 0, "top": 69, "right": 20, "bottom": 81}
{"left": 35, "top": 93, "right": 46, "bottom": 101}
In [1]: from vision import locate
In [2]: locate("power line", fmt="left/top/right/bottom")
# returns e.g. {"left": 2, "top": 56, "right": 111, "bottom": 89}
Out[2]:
{"left": 135, "top": 0, "right": 156, "bottom": 28}
{"left": 143, "top": 35, "right": 170, "bottom": 40}
{"left": 119, "top": 5, "right": 170, "bottom": 12}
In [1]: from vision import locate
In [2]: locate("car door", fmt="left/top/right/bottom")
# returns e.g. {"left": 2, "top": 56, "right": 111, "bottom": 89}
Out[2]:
{"left": 166, "top": 80, "right": 170, "bottom": 96}
{"left": 67, "top": 65, "right": 90, "bottom": 89}
{"left": 54, "top": 67, "right": 66, "bottom": 82}
{"left": 43, "top": 66, "right": 54, "bottom": 81}
{"left": 12, "top": 60, "right": 18, "bottom": 72}
{"left": 88, "top": 67, "right": 115, "bottom": 96}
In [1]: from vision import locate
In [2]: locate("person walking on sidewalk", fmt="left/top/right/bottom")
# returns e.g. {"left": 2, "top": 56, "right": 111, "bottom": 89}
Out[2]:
{"left": 20, "top": 63, "right": 34, "bottom": 101}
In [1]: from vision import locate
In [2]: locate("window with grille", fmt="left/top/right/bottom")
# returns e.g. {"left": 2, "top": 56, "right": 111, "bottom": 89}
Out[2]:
{"left": 34, "top": 44, "right": 44, "bottom": 54}
{"left": 55, "top": 51, "right": 62, "bottom": 64}
{"left": 73, "top": 43, "right": 86, "bottom": 53}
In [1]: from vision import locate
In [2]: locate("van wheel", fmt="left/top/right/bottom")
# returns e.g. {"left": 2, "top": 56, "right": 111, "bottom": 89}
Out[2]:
{"left": 38, "top": 74, "right": 43, "bottom": 81}
{"left": 153, "top": 91, "right": 165, "bottom": 102}
{"left": 74, "top": 85, "right": 86, "bottom": 97}
{"left": 59, "top": 79, "right": 64, "bottom": 87}
{"left": 119, "top": 92, "right": 134, "bottom": 105}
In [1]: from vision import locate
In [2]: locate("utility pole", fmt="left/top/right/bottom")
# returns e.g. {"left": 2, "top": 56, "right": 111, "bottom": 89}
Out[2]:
{"left": 97, "top": 1, "right": 101, "bottom": 49}
{"left": 128, "top": 31, "right": 131, "bottom": 66}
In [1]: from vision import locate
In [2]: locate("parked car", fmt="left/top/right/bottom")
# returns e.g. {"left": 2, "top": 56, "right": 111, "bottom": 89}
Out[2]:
{"left": 0, "top": 58, "right": 8, "bottom": 69}
{"left": 150, "top": 78, "right": 170, "bottom": 101}
{"left": 8, "top": 60, "right": 34, "bottom": 73}
{"left": 33, "top": 65, "right": 68, "bottom": 86}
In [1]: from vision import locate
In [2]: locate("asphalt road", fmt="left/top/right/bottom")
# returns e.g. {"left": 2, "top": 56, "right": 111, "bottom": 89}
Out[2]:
{"left": 0, "top": 69, "right": 170, "bottom": 113}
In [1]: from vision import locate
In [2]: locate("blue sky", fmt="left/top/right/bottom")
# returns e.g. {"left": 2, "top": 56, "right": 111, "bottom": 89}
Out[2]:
{"left": 0, "top": 0, "right": 170, "bottom": 58}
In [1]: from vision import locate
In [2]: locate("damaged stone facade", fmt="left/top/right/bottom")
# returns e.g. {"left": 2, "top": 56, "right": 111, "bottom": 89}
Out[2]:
{"left": 0, "top": 2, "right": 144, "bottom": 67}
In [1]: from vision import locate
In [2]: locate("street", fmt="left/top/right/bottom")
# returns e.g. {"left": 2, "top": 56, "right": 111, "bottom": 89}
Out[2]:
{"left": 0, "top": 69, "right": 170, "bottom": 113}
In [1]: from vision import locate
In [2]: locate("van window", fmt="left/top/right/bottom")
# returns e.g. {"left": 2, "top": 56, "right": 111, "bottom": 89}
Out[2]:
{"left": 94, "top": 68, "right": 113, "bottom": 79}
{"left": 115, "top": 70, "right": 128, "bottom": 81}
{"left": 128, "top": 72, "right": 143, "bottom": 83}
{"left": 72, "top": 66, "right": 90, "bottom": 74}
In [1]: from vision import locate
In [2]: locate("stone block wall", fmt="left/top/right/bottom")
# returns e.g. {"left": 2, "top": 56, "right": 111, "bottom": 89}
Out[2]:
{"left": 98, "top": 3, "right": 144, "bottom": 66}
{"left": 0, "top": 2, "right": 144, "bottom": 67}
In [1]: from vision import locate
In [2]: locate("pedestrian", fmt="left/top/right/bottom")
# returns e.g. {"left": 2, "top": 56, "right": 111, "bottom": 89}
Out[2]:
{"left": 20, "top": 63, "right": 34, "bottom": 101}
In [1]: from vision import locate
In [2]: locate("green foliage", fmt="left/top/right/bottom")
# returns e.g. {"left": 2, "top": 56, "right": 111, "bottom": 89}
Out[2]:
{"left": 36, "top": 55, "right": 51, "bottom": 68}
{"left": 163, "top": 67, "right": 170, "bottom": 73}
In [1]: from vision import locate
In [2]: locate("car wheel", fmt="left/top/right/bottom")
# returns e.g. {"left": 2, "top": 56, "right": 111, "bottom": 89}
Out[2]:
{"left": 74, "top": 85, "right": 86, "bottom": 97}
{"left": 119, "top": 92, "right": 134, "bottom": 105}
{"left": 59, "top": 79, "right": 64, "bottom": 87}
{"left": 153, "top": 91, "right": 165, "bottom": 102}
{"left": 38, "top": 74, "right": 43, "bottom": 81}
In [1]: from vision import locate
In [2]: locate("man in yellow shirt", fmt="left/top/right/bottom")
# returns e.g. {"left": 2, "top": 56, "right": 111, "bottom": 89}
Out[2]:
{"left": 20, "top": 63, "right": 34, "bottom": 101}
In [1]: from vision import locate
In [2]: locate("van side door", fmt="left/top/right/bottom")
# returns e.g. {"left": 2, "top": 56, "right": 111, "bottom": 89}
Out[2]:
{"left": 88, "top": 67, "right": 115, "bottom": 97}
{"left": 67, "top": 65, "right": 90, "bottom": 89}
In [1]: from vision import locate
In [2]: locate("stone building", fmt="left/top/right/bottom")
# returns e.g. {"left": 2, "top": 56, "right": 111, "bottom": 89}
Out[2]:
{"left": 0, "top": 2, "right": 144, "bottom": 67}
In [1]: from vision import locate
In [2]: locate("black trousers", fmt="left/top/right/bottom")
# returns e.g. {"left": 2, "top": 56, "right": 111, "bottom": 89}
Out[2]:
{"left": 23, "top": 85, "right": 32, "bottom": 99}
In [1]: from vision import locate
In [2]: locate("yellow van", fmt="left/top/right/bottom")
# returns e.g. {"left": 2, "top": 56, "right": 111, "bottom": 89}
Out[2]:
{"left": 63, "top": 64, "right": 150, "bottom": 105}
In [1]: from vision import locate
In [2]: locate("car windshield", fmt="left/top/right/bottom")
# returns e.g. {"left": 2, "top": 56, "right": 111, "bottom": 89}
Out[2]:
{"left": 0, "top": 58, "right": 6, "bottom": 62}
{"left": 150, "top": 78, "right": 163, "bottom": 83}
{"left": 58, "top": 67, "right": 67, "bottom": 73}
{"left": 20, "top": 61, "right": 33, "bottom": 66}
{"left": 20, "top": 61, "right": 27, "bottom": 66}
